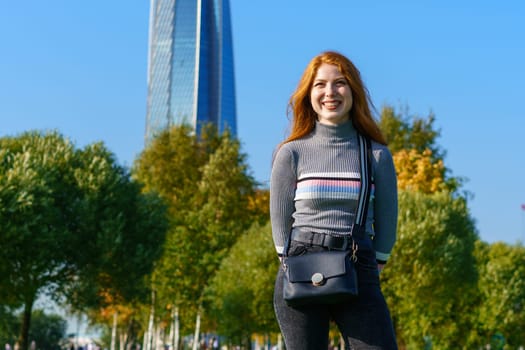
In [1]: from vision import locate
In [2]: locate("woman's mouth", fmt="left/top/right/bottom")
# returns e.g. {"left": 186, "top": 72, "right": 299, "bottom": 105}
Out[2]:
{"left": 323, "top": 101, "right": 340, "bottom": 110}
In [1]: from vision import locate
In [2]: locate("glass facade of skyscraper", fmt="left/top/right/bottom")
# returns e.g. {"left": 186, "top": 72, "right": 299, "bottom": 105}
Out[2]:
{"left": 146, "top": 0, "right": 237, "bottom": 143}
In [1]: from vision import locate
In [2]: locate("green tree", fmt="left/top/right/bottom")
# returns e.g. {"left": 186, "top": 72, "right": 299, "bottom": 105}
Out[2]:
{"left": 65, "top": 142, "right": 168, "bottom": 304}
{"left": 0, "top": 131, "right": 83, "bottom": 350}
{"left": 378, "top": 105, "right": 462, "bottom": 193}
{"left": 474, "top": 241, "right": 525, "bottom": 348}
{"left": 65, "top": 144, "right": 168, "bottom": 350}
{"left": 0, "top": 309, "right": 66, "bottom": 350}
{"left": 27, "top": 310, "right": 67, "bottom": 350}
{"left": 0, "top": 306, "right": 18, "bottom": 345}
{"left": 381, "top": 191, "right": 479, "bottom": 349}
{"left": 379, "top": 105, "right": 441, "bottom": 157}
{"left": 205, "top": 221, "right": 279, "bottom": 346}
{"left": 132, "top": 125, "right": 258, "bottom": 336}
{"left": 0, "top": 131, "right": 167, "bottom": 350}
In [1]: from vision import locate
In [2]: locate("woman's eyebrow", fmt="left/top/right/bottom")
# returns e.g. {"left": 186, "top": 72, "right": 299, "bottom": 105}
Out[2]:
{"left": 314, "top": 76, "right": 345, "bottom": 81}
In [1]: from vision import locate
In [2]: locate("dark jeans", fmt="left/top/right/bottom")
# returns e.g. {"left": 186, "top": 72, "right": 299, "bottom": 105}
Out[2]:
{"left": 274, "top": 235, "right": 398, "bottom": 350}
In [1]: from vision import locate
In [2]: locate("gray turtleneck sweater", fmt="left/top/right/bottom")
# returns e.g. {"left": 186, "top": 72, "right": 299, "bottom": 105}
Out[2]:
{"left": 270, "top": 120, "right": 398, "bottom": 263}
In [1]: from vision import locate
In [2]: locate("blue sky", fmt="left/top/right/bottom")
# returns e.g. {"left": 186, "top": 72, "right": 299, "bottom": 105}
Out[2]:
{"left": 1, "top": 1, "right": 524, "bottom": 245}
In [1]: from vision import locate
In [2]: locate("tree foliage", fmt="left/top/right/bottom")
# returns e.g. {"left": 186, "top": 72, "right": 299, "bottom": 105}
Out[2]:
{"left": 474, "top": 241, "right": 525, "bottom": 348}
{"left": 132, "top": 124, "right": 259, "bottom": 334}
{"left": 381, "top": 191, "right": 479, "bottom": 349}
{"left": 0, "top": 131, "right": 167, "bottom": 350}
{"left": 0, "top": 309, "right": 66, "bottom": 350}
{"left": 378, "top": 105, "right": 462, "bottom": 193}
{"left": 393, "top": 148, "right": 447, "bottom": 193}
{"left": 0, "top": 131, "right": 83, "bottom": 350}
{"left": 27, "top": 310, "right": 67, "bottom": 350}
{"left": 205, "top": 221, "right": 279, "bottom": 344}
{"left": 376, "top": 105, "right": 525, "bottom": 348}
{"left": 0, "top": 306, "right": 18, "bottom": 345}
{"left": 379, "top": 105, "right": 441, "bottom": 157}
{"left": 65, "top": 143, "right": 168, "bottom": 311}
{"left": 247, "top": 189, "right": 270, "bottom": 226}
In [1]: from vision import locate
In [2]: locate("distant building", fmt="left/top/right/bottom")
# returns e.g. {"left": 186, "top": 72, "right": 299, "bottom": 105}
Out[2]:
{"left": 145, "top": 0, "right": 237, "bottom": 143}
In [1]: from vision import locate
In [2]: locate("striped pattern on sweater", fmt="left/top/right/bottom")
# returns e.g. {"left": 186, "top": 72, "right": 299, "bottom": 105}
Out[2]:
{"left": 295, "top": 172, "right": 375, "bottom": 201}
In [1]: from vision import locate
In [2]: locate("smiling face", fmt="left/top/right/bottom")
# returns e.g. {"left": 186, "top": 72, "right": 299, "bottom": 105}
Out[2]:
{"left": 310, "top": 63, "right": 353, "bottom": 126}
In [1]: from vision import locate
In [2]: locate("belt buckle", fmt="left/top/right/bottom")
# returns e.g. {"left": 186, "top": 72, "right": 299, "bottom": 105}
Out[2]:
{"left": 327, "top": 234, "right": 348, "bottom": 250}
{"left": 340, "top": 235, "right": 349, "bottom": 250}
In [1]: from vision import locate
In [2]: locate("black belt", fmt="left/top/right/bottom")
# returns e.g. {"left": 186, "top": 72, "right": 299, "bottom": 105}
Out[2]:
{"left": 291, "top": 228, "right": 351, "bottom": 250}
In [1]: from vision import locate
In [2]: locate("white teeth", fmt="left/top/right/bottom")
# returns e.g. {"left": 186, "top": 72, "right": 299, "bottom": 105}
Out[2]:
{"left": 324, "top": 102, "right": 339, "bottom": 108}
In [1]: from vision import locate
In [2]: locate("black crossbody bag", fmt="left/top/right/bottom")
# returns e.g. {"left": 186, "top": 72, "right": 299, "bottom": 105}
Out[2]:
{"left": 282, "top": 135, "right": 372, "bottom": 307}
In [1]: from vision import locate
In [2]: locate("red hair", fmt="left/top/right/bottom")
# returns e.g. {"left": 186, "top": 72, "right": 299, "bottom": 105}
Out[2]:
{"left": 284, "top": 51, "right": 386, "bottom": 145}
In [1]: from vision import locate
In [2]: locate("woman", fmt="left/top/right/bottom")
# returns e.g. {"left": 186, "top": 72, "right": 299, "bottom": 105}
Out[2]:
{"left": 270, "top": 51, "right": 398, "bottom": 349}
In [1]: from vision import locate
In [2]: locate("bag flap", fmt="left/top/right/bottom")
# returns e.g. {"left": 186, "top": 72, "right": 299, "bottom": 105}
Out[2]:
{"left": 286, "top": 250, "right": 349, "bottom": 282}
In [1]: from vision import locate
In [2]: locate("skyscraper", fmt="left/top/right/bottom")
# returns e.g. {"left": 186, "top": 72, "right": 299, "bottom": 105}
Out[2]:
{"left": 145, "top": 0, "right": 237, "bottom": 143}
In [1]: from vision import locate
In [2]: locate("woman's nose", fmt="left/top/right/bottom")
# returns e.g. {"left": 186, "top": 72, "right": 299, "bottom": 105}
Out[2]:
{"left": 325, "top": 84, "right": 336, "bottom": 96}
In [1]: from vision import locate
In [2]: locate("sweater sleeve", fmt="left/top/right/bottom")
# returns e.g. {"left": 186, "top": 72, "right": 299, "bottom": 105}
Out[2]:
{"left": 372, "top": 145, "right": 398, "bottom": 263}
{"left": 269, "top": 145, "right": 297, "bottom": 256}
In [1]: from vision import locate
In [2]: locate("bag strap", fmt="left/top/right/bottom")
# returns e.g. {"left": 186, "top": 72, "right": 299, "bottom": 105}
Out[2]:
{"left": 352, "top": 134, "right": 372, "bottom": 235}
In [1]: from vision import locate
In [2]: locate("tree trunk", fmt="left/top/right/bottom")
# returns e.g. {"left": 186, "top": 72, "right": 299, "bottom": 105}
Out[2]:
{"left": 191, "top": 311, "right": 201, "bottom": 350}
{"left": 174, "top": 307, "right": 180, "bottom": 350}
{"left": 155, "top": 324, "right": 164, "bottom": 350}
{"left": 142, "top": 331, "right": 148, "bottom": 350}
{"left": 111, "top": 312, "right": 118, "bottom": 350}
{"left": 146, "top": 291, "right": 156, "bottom": 350}
{"left": 18, "top": 295, "right": 35, "bottom": 350}
{"left": 168, "top": 308, "right": 174, "bottom": 347}
{"left": 123, "top": 320, "right": 134, "bottom": 350}
{"left": 119, "top": 333, "right": 128, "bottom": 350}
{"left": 245, "top": 334, "right": 252, "bottom": 350}
{"left": 170, "top": 306, "right": 180, "bottom": 350}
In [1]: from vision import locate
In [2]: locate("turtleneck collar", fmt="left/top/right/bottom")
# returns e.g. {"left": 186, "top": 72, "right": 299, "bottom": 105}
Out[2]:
{"left": 313, "top": 120, "right": 357, "bottom": 139}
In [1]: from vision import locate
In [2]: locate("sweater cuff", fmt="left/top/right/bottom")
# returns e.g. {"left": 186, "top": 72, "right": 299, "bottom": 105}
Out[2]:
{"left": 375, "top": 251, "right": 390, "bottom": 263}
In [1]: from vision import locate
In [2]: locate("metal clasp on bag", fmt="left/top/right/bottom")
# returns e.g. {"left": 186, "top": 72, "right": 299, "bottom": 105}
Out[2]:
{"left": 281, "top": 257, "right": 288, "bottom": 271}
{"left": 351, "top": 240, "right": 358, "bottom": 262}
{"left": 311, "top": 272, "right": 324, "bottom": 286}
